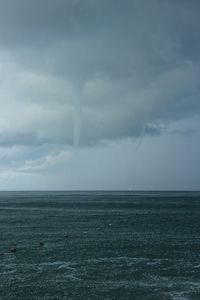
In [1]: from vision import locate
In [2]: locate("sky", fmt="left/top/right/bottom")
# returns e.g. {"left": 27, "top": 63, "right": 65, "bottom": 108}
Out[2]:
{"left": 0, "top": 0, "right": 200, "bottom": 190}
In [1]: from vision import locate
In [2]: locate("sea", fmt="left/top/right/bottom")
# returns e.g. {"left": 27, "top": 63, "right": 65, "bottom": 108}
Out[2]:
{"left": 0, "top": 191, "right": 200, "bottom": 300}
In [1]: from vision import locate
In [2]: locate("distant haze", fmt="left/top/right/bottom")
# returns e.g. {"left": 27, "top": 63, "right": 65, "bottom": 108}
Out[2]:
{"left": 0, "top": 0, "right": 199, "bottom": 190}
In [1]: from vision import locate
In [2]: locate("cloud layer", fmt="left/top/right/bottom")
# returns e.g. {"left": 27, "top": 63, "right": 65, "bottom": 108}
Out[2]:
{"left": 0, "top": 0, "right": 200, "bottom": 183}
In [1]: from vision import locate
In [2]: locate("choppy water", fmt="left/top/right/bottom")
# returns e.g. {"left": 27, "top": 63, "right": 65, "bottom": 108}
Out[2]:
{"left": 0, "top": 191, "right": 200, "bottom": 299}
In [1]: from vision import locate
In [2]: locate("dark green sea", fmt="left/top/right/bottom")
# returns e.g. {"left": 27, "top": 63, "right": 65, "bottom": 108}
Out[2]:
{"left": 0, "top": 191, "right": 200, "bottom": 299}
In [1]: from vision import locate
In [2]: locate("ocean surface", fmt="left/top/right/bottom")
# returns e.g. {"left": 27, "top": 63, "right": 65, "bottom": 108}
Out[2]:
{"left": 0, "top": 191, "right": 200, "bottom": 300}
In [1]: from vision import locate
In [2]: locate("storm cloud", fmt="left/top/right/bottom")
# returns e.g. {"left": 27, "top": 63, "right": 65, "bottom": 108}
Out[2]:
{"left": 0, "top": 0, "right": 199, "bottom": 188}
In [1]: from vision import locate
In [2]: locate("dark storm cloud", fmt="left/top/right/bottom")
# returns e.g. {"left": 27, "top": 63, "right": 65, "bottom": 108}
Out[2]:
{"left": 0, "top": 0, "right": 200, "bottom": 147}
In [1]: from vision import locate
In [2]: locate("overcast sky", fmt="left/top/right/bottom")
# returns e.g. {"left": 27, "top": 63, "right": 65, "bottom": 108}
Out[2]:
{"left": 0, "top": 0, "right": 199, "bottom": 190}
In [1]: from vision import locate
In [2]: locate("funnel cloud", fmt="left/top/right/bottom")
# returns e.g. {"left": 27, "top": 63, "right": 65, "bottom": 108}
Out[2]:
{"left": 73, "top": 92, "right": 82, "bottom": 148}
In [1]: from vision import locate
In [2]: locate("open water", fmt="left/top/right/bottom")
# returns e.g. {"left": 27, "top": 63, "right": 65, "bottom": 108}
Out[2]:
{"left": 0, "top": 191, "right": 200, "bottom": 299}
